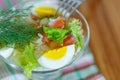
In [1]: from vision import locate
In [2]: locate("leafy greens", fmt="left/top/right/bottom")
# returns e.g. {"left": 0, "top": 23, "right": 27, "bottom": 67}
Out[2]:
{"left": 18, "top": 43, "right": 39, "bottom": 79}
{"left": 0, "top": 9, "right": 38, "bottom": 48}
{"left": 43, "top": 26, "right": 69, "bottom": 45}
{"left": 68, "top": 18, "right": 83, "bottom": 47}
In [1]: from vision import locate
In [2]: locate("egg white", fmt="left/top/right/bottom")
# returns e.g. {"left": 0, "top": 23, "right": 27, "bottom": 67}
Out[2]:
{"left": 0, "top": 48, "right": 14, "bottom": 58}
{"left": 38, "top": 44, "right": 75, "bottom": 69}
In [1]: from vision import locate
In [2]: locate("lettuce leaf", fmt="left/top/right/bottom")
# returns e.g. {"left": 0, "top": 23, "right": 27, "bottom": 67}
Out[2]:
{"left": 43, "top": 27, "right": 69, "bottom": 45}
{"left": 18, "top": 43, "right": 39, "bottom": 79}
{"left": 68, "top": 18, "right": 83, "bottom": 48}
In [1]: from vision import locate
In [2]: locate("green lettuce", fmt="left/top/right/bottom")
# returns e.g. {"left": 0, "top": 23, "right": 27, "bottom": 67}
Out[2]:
{"left": 18, "top": 43, "right": 39, "bottom": 79}
{"left": 68, "top": 18, "right": 83, "bottom": 48}
{"left": 43, "top": 27, "right": 69, "bottom": 45}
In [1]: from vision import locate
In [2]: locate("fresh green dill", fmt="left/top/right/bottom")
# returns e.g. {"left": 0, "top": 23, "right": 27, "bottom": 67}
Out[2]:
{"left": 0, "top": 8, "right": 30, "bottom": 22}
{"left": 0, "top": 8, "right": 39, "bottom": 48}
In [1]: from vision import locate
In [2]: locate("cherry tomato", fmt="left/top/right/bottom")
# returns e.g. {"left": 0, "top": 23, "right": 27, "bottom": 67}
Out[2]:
{"left": 63, "top": 35, "right": 76, "bottom": 46}
{"left": 52, "top": 18, "right": 65, "bottom": 28}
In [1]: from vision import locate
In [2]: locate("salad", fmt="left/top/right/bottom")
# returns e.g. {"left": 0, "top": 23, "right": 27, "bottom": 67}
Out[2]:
{"left": 0, "top": 1, "right": 83, "bottom": 79}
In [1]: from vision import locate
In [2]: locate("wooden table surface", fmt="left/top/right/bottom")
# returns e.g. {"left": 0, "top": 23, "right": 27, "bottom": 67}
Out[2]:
{"left": 78, "top": 0, "right": 120, "bottom": 80}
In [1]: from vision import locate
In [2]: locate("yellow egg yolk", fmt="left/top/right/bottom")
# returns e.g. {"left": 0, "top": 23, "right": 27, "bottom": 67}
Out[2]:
{"left": 43, "top": 46, "right": 67, "bottom": 60}
{"left": 35, "top": 7, "right": 56, "bottom": 17}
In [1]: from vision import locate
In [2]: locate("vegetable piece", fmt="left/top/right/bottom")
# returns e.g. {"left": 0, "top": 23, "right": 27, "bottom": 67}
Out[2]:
{"left": 43, "top": 27, "right": 69, "bottom": 45}
{"left": 40, "top": 18, "right": 49, "bottom": 26}
{"left": 0, "top": 8, "right": 30, "bottom": 22}
{"left": 18, "top": 43, "right": 39, "bottom": 79}
{"left": 63, "top": 35, "right": 76, "bottom": 46}
{"left": 42, "top": 33, "right": 62, "bottom": 49}
{"left": 42, "top": 32, "right": 51, "bottom": 44}
{"left": 33, "top": 23, "right": 40, "bottom": 28}
{"left": 50, "top": 18, "right": 65, "bottom": 28}
{"left": 30, "top": 13, "right": 39, "bottom": 21}
{"left": 48, "top": 41, "right": 62, "bottom": 49}
{"left": 68, "top": 18, "right": 83, "bottom": 47}
{"left": 0, "top": 20, "right": 38, "bottom": 48}
{"left": 0, "top": 9, "right": 39, "bottom": 48}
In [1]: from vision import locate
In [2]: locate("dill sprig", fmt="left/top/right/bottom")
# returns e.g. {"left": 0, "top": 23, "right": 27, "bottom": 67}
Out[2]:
{"left": 0, "top": 7, "right": 30, "bottom": 22}
{"left": 0, "top": 8, "right": 39, "bottom": 48}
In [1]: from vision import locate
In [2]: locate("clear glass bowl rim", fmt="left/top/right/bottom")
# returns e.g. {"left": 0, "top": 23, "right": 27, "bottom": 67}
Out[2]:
{"left": 32, "top": 9, "right": 90, "bottom": 73}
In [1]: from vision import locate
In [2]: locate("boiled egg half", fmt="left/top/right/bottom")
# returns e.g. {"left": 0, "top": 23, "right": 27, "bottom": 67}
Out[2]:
{"left": 31, "top": 1, "right": 58, "bottom": 17}
{"left": 38, "top": 44, "right": 75, "bottom": 69}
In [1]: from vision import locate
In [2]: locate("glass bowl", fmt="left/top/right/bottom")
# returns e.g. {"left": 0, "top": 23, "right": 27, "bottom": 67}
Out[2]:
{"left": 0, "top": 0, "right": 90, "bottom": 80}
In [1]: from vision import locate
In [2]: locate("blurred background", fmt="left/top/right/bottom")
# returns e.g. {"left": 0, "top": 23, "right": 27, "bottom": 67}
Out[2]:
{"left": 78, "top": 0, "right": 120, "bottom": 80}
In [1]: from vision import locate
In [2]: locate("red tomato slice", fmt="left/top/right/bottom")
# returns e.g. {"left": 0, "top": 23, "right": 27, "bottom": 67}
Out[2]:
{"left": 63, "top": 35, "right": 76, "bottom": 46}
{"left": 52, "top": 18, "right": 65, "bottom": 28}
{"left": 42, "top": 33, "right": 51, "bottom": 44}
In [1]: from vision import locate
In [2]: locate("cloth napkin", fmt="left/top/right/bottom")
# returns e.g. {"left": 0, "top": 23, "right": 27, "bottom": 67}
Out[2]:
{"left": 0, "top": 0, "right": 105, "bottom": 80}
{"left": 57, "top": 49, "right": 105, "bottom": 80}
